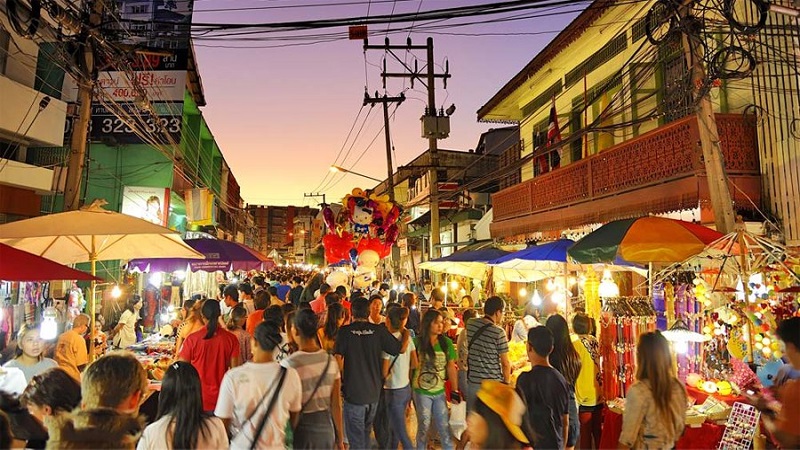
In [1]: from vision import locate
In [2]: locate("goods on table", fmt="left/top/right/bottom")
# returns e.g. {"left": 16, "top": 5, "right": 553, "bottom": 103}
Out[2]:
{"left": 129, "top": 335, "right": 175, "bottom": 381}
{"left": 718, "top": 402, "right": 760, "bottom": 450}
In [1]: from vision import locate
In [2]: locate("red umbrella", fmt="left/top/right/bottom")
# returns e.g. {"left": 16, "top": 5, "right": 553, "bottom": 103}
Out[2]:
{"left": 0, "top": 243, "right": 101, "bottom": 281}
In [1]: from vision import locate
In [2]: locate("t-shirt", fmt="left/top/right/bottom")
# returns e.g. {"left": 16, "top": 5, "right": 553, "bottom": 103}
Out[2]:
{"left": 334, "top": 321, "right": 401, "bottom": 404}
{"left": 516, "top": 365, "right": 570, "bottom": 450}
{"left": 282, "top": 350, "right": 340, "bottom": 413}
{"left": 3, "top": 358, "right": 58, "bottom": 383}
{"left": 137, "top": 414, "right": 228, "bottom": 450}
{"left": 412, "top": 335, "right": 456, "bottom": 396}
{"left": 573, "top": 334, "right": 602, "bottom": 407}
{"left": 179, "top": 326, "right": 240, "bottom": 412}
{"left": 288, "top": 286, "right": 304, "bottom": 305}
{"left": 0, "top": 366, "right": 27, "bottom": 396}
{"left": 777, "top": 379, "right": 800, "bottom": 439}
{"left": 54, "top": 329, "right": 89, "bottom": 381}
{"left": 310, "top": 295, "right": 326, "bottom": 314}
{"left": 241, "top": 299, "right": 255, "bottom": 315}
{"left": 276, "top": 285, "right": 290, "bottom": 301}
{"left": 231, "top": 328, "right": 252, "bottom": 363}
{"left": 115, "top": 309, "right": 138, "bottom": 349}
{"left": 466, "top": 317, "right": 509, "bottom": 383}
{"left": 245, "top": 309, "right": 264, "bottom": 336}
{"left": 383, "top": 331, "right": 416, "bottom": 389}
{"left": 214, "top": 361, "right": 303, "bottom": 450}
{"left": 407, "top": 308, "right": 421, "bottom": 333}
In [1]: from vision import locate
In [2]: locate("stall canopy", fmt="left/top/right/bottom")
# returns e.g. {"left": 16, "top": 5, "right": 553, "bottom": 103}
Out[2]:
{"left": 419, "top": 247, "right": 510, "bottom": 279}
{"left": 128, "top": 238, "right": 274, "bottom": 273}
{"left": 0, "top": 243, "right": 101, "bottom": 281}
{"left": 488, "top": 239, "right": 645, "bottom": 282}
{"left": 568, "top": 216, "right": 724, "bottom": 264}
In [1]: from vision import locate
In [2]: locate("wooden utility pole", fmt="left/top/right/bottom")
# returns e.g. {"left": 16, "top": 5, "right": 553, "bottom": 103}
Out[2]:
{"left": 363, "top": 37, "right": 450, "bottom": 259}
{"left": 681, "top": 6, "right": 736, "bottom": 233}
{"left": 64, "top": 0, "right": 104, "bottom": 211}
{"left": 363, "top": 91, "right": 405, "bottom": 201}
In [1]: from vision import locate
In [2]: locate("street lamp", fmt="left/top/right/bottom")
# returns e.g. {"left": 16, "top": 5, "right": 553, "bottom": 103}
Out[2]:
{"left": 329, "top": 165, "right": 383, "bottom": 183}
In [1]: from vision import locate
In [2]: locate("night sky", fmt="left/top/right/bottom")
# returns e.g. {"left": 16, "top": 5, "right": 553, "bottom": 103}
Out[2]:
{"left": 191, "top": 0, "right": 581, "bottom": 206}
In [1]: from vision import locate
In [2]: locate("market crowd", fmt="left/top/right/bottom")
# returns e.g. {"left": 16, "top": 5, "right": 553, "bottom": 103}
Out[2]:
{"left": 1, "top": 273, "right": 799, "bottom": 450}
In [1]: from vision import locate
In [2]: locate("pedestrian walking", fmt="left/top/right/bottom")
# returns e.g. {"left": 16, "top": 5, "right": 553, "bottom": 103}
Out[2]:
{"left": 572, "top": 313, "right": 603, "bottom": 449}
{"left": 215, "top": 321, "right": 303, "bottom": 450}
{"left": 465, "top": 296, "right": 510, "bottom": 410}
{"left": 546, "top": 314, "right": 582, "bottom": 450}
{"left": 334, "top": 297, "right": 406, "bottom": 450}
{"left": 178, "top": 300, "right": 240, "bottom": 413}
{"left": 619, "top": 331, "right": 686, "bottom": 450}
{"left": 137, "top": 361, "right": 228, "bottom": 450}
{"left": 383, "top": 305, "right": 417, "bottom": 450}
{"left": 412, "top": 309, "right": 460, "bottom": 450}
{"left": 283, "top": 309, "right": 345, "bottom": 449}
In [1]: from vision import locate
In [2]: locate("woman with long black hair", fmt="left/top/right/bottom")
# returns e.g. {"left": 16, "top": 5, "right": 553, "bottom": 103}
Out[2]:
{"left": 413, "top": 308, "right": 460, "bottom": 450}
{"left": 545, "top": 314, "right": 582, "bottom": 450}
{"left": 178, "top": 300, "right": 240, "bottom": 413}
{"left": 137, "top": 362, "right": 228, "bottom": 449}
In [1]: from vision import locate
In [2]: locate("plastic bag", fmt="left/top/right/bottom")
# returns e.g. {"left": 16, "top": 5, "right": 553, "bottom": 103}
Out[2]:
{"left": 449, "top": 400, "right": 467, "bottom": 440}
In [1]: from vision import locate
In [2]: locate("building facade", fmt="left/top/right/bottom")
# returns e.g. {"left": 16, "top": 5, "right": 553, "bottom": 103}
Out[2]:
{"left": 479, "top": 0, "right": 797, "bottom": 244}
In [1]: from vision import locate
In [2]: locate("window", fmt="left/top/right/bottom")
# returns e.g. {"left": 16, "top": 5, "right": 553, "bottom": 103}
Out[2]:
{"left": 130, "top": 5, "right": 148, "bottom": 14}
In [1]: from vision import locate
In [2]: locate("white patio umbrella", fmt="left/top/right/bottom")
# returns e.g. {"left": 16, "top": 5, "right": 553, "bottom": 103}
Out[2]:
{"left": 0, "top": 200, "right": 204, "bottom": 359}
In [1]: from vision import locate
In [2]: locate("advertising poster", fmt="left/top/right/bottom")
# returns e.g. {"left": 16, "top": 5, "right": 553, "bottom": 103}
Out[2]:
{"left": 121, "top": 186, "right": 171, "bottom": 227}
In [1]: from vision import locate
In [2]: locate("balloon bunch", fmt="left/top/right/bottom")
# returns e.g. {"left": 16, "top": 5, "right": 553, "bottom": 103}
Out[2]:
{"left": 321, "top": 188, "right": 402, "bottom": 286}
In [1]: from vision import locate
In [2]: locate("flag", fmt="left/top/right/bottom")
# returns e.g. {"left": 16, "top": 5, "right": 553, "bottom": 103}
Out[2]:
{"left": 547, "top": 101, "right": 562, "bottom": 169}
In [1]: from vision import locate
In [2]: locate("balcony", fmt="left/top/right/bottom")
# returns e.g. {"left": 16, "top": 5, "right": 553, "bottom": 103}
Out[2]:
{"left": 0, "top": 75, "right": 67, "bottom": 147}
{"left": 491, "top": 114, "right": 761, "bottom": 238}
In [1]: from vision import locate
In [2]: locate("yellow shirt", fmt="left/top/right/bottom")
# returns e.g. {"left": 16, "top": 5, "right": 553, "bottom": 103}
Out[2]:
{"left": 572, "top": 333, "right": 602, "bottom": 407}
{"left": 55, "top": 329, "right": 88, "bottom": 381}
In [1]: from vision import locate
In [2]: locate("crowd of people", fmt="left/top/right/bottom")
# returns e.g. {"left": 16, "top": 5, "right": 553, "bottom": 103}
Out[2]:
{"left": 1, "top": 269, "right": 800, "bottom": 450}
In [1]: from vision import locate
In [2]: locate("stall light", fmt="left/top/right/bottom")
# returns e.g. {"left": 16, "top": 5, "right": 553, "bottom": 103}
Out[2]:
{"left": 552, "top": 290, "right": 567, "bottom": 307}
{"left": 230, "top": 277, "right": 238, "bottom": 284}
{"left": 399, "top": 284, "right": 406, "bottom": 292}
{"left": 450, "top": 281, "right": 459, "bottom": 291}
{"left": 662, "top": 318, "right": 710, "bottom": 355}
{"left": 40, "top": 307, "right": 58, "bottom": 340}
{"left": 568, "top": 276, "right": 577, "bottom": 287}
{"left": 598, "top": 269, "right": 620, "bottom": 298}
{"left": 675, "top": 340, "right": 689, "bottom": 354}
{"left": 440, "top": 286, "right": 447, "bottom": 294}
{"left": 149, "top": 272, "right": 163, "bottom": 287}
{"left": 519, "top": 287, "right": 528, "bottom": 298}
{"left": 111, "top": 285, "right": 122, "bottom": 299}
{"left": 531, "top": 290, "right": 543, "bottom": 307}
{"left": 546, "top": 279, "right": 556, "bottom": 292}
{"left": 174, "top": 270, "right": 186, "bottom": 280}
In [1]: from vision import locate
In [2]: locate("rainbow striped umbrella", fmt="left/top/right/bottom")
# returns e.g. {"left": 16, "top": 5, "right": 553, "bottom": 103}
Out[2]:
{"left": 568, "top": 217, "right": 723, "bottom": 264}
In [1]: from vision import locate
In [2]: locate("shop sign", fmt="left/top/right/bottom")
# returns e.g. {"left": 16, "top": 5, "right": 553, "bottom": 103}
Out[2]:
{"left": 398, "top": 238, "right": 408, "bottom": 256}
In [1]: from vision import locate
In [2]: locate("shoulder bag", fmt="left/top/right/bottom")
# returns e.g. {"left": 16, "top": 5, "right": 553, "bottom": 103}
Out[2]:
{"left": 242, "top": 366, "right": 288, "bottom": 450}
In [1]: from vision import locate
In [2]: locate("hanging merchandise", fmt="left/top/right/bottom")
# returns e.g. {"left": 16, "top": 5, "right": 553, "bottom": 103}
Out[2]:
{"left": 599, "top": 297, "right": 656, "bottom": 400}
{"left": 583, "top": 267, "right": 601, "bottom": 320}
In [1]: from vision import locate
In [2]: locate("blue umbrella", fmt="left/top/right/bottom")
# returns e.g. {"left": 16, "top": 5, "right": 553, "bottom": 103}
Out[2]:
{"left": 489, "top": 239, "right": 645, "bottom": 282}
{"left": 419, "top": 248, "right": 510, "bottom": 279}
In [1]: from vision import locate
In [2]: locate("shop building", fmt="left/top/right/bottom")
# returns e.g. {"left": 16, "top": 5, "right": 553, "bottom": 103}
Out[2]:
{"left": 480, "top": 0, "right": 797, "bottom": 245}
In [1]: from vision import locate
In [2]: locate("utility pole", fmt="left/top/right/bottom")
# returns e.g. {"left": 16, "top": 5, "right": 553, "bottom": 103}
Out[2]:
{"left": 64, "top": 0, "right": 105, "bottom": 211}
{"left": 304, "top": 192, "right": 327, "bottom": 234}
{"left": 363, "top": 91, "right": 405, "bottom": 202}
{"left": 678, "top": 15, "right": 735, "bottom": 233}
{"left": 364, "top": 37, "right": 450, "bottom": 260}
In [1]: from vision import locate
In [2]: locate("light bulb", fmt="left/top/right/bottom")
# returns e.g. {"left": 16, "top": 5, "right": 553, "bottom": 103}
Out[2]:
{"left": 519, "top": 288, "right": 527, "bottom": 297}
{"left": 546, "top": 279, "right": 556, "bottom": 292}
{"left": 149, "top": 272, "right": 163, "bottom": 287}
{"left": 531, "top": 290, "right": 542, "bottom": 306}
{"left": 174, "top": 270, "right": 186, "bottom": 280}
{"left": 450, "top": 281, "right": 459, "bottom": 291}
{"left": 675, "top": 340, "right": 689, "bottom": 354}
{"left": 111, "top": 285, "right": 122, "bottom": 299}
{"left": 440, "top": 286, "right": 447, "bottom": 293}
{"left": 552, "top": 291, "right": 567, "bottom": 306}
{"left": 40, "top": 307, "right": 58, "bottom": 340}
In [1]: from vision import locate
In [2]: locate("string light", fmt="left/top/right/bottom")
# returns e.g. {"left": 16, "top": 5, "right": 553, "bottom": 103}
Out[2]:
{"left": 531, "top": 290, "right": 542, "bottom": 306}
{"left": 599, "top": 269, "right": 620, "bottom": 298}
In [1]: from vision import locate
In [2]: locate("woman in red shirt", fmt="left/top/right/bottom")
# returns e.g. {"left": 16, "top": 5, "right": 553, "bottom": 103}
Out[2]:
{"left": 178, "top": 300, "right": 240, "bottom": 413}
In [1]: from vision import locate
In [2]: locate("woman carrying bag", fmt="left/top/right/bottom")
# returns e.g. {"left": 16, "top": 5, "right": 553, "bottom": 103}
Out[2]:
{"left": 283, "top": 309, "right": 345, "bottom": 449}
{"left": 215, "top": 321, "right": 303, "bottom": 450}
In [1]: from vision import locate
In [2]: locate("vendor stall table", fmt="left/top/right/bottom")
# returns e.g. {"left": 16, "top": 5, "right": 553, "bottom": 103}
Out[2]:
{"left": 598, "top": 409, "right": 725, "bottom": 449}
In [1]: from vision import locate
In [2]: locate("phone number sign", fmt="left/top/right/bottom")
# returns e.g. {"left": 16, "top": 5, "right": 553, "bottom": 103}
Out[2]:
{"left": 90, "top": 103, "right": 182, "bottom": 145}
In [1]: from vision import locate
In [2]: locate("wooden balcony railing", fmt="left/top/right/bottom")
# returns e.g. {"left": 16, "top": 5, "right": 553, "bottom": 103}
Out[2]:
{"left": 492, "top": 114, "right": 759, "bottom": 222}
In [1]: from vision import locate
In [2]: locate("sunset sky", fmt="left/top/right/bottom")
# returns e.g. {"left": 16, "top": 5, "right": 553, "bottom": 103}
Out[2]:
{"left": 191, "top": 0, "right": 582, "bottom": 207}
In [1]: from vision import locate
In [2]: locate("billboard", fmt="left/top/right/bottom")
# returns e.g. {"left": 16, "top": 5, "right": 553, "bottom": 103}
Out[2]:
{"left": 121, "top": 186, "right": 171, "bottom": 227}
{"left": 62, "top": 0, "right": 194, "bottom": 145}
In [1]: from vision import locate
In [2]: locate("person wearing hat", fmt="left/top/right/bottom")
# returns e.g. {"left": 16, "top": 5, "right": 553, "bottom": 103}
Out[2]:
{"left": 467, "top": 380, "right": 532, "bottom": 449}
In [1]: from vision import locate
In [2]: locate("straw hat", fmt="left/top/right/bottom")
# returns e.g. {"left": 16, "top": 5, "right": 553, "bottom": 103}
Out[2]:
{"left": 476, "top": 380, "right": 529, "bottom": 444}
